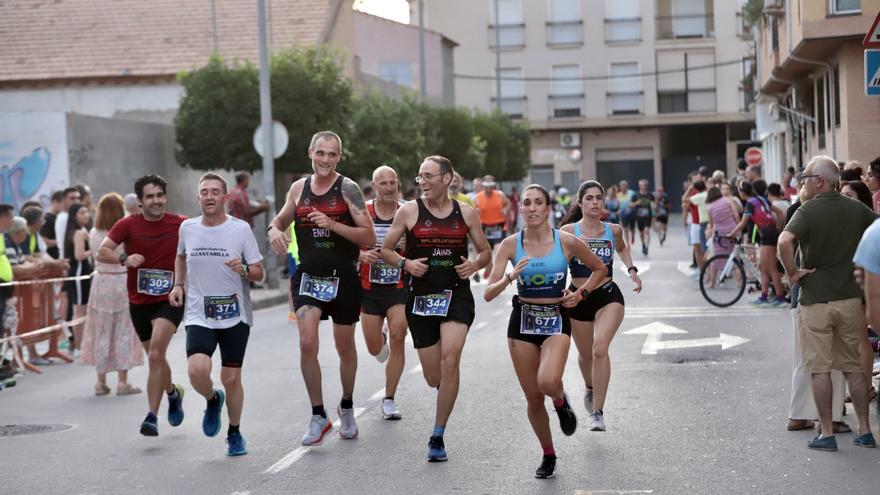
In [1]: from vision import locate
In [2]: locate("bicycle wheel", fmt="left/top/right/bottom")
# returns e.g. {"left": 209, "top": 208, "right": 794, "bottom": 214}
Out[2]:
{"left": 700, "top": 254, "right": 746, "bottom": 307}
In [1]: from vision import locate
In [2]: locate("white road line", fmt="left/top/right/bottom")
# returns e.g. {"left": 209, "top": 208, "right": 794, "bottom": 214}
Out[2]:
{"left": 368, "top": 389, "right": 386, "bottom": 402}
{"left": 265, "top": 407, "right": 367, "bottom": 474}
{"left": 473, "top": 321, "right": 489, "bottom": 330}
{"left": 574, "top": 491, "right": 654, "bottom": 495}
{"left": 408, "top": 364, "right": 423, "bottom": 375}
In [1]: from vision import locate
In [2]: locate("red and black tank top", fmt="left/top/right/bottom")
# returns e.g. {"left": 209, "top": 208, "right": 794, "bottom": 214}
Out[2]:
{"left": 359, "top": 200, "right": 406, "bottom": 290}
{"left": 405, "top": 198, "right": 469, "bottom": 294}
{"left": 294, "top": 175, "right": 358, "bottom": 274}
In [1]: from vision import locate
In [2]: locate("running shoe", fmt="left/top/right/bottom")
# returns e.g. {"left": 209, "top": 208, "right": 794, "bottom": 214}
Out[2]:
{"left": 226, "top": 432, "right": 248, "bottom": 456}
{"left": 202, "top": 388, "right": 225, "bottom": 437}
{"left": 554, "top": 393, "right": 577, "bottom": 436}
{"left": 535, "top": 455, "right": 556, "bottom": 479}
{"left": 427, "top": 435, "right": 447, "bottom": 462}
{"left": 642, "top": 244, "right": 648, "bottom": 256}
{"left": 749, "top": 296, "right": 769, "bottom": 307}
{"left": 338, "top": 407, "right": 359, "bottom": 439}
{"left": 583, "top": 388, "right": 593, "bottom": 413}
{"left": 770, "top": 297, "right": 788, "bottom": 307}
{"left": 381, "top": 398, "right": 402, "bottom": 420}
{"left": 374, "top": 327, "right": 390, "bottom": 363}
{"left": 140, "top": 412, "right": 159, "bottom": 437}
{"left": 301, "top": 414, "right": 332, "bottom": 446}
{"left": 167, "top": 384, "right": 185, "bottom": 427}
{"left": 590, "top": 410, "right": 606, "bottom": 431}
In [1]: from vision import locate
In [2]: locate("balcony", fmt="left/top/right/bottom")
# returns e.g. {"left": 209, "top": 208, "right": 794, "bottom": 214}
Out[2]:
{"left": 488, "top": 23, "right": 526, "bottom": 49}
{"left": 607, "top": 91, "right": 643, "bottom": 116}
{"left": 492, "top": 96, "right": 527, "bottom": 119}
{"left": 549, "top": 94, "right": 584, "bottom": 118}
{"left": 546, "top": 20, "right": 583, "bottom": 46}
{"left": 605, "top": 17, "right": 641, "bottom": 44}
{"left": 656, "top": 13, "right": 714, "bottom": 39}
{"left": 658, "top": 88, "right": 716, "bottom": 113}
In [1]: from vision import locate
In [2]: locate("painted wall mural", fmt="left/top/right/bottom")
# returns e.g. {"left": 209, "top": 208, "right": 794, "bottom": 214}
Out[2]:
{"left": 0, "top": 112, "right": 70, "bottom": 210}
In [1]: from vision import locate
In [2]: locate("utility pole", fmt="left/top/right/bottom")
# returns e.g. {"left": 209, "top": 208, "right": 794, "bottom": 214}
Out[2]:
{"left": 257, "top": 0, "right": 278, "bottom": 288}
{"left": 494, "top": 0, "right": 501, "bottom": 111}
{"left": 211, "top": 0, "right": 219, "bottom": 54}
{"left": 418, "top": 0, "right": 427, "bottom": 99}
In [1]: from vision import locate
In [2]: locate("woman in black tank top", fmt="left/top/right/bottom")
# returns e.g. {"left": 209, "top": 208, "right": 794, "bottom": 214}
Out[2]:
{"left": 64, "top": 203, "right": 94, "bottom": 353}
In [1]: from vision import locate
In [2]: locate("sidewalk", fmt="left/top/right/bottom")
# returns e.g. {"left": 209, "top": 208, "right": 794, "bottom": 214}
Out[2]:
{"left": 250, "top": 278, "right": 289, "bottom": 311}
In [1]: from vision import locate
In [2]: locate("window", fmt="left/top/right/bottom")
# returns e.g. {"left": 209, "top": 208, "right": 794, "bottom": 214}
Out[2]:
{"left": 378, "top": 62, "right": 412, "bottom": 88}
{"left": 489, "top": 0, "right": 525, "bottom": 48}
{"left": 830, "top": 0, "right": 860, "bottom": 14}
{"left": 494, "top": 67, "right": 525, "bottom": 118}
{"left": 550, "top": 64, "right": 583, "bottom": 117}
{"left": 816, "top": 77, "right": 826, "bottom": 149}
{"left": 547, "top": 0, "right": 582, "bottom": 45}
{"left": 736, "top": 0, "right": 753, "bottom": 39}
{"left": 656, "top": 0, "right": 714, "bottom": 39}
{"left": 608, "top": 62, "right": 642, "bottom": 115}
{"left": 605, "top": 0, "right": 640, "bottom": 43}
{"left": 656, "top": 50, "right": 716, "bottom": 113}
{"left": 832, "top": 66, "right": 841, "bottom": 127}
{"left": 740, "top": 57, "right": 756, "bottom": 111}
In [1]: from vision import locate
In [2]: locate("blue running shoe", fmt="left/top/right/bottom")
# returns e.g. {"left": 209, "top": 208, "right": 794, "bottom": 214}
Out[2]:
{"left": 203, "top": 388, "right": 225, "bottom": 437}
{"left": 749, "top": 296, "right": 769, "bottom": 307}
{"left": 140, "top": 412, "right": 158, "bottom": 437}
{"left": 226, "top": 432, "right": 248, "bottom": 456}
{"left": 427, "top": 435, "right": 447, "bottom": 462}
{"left": 167, "top": 384, "right": 185, "bottom": 427}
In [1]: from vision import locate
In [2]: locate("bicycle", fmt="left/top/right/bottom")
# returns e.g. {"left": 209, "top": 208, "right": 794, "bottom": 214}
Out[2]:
{"left": 699, "top": 236, "right": 763, "bottom": 307}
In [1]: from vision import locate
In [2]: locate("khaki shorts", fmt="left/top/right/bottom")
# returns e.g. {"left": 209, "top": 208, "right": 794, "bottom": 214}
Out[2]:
{"left": 797, "top": 298, "right": 865, "bottom": 374}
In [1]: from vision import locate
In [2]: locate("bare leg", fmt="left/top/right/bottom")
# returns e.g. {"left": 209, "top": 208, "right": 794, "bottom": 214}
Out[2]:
{"left": 844, "top": 371, "right": 872, "bottom": 435}
{"left": 811, "top": 372, "right": 834, "bottom": 438}
{"left": 221, "top": 367, "right": 244, "bottom": 426}
{"left": 333, "top": 323, "right": 357, "bottom": 401}
{"left": 118, "top": 369, "right": 129, "bottom": 386}
{"left": 570, "top": 319, "right": 595, "bottom": 389}
{"left": 385, "top": 305, "right": 408, "bottom": 397}
{"left": 72, "top": 304, "right": 87, "bottom": 351}
{"left": 145, "top": 319, "right": 176, "bottom": 414}
{"left": 434, "top": 322, "right": 468, "bottom": 428}
{"left": 297, "top": 305, "right": 324, "bottom": 406}
{"left": 508, "top": 339, "right": 552, "bottom": 449}
{"left": 591, "top": 303, "right": 625, "bottom": 412}
{"left": 360, "top": 313, "right": 385, "bottom": 357}
{"left": 187, "top": 354, "right": 214, "bottom": 399}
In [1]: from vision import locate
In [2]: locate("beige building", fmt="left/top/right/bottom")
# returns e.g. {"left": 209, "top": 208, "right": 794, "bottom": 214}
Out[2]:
{"left": 412, "top": 0, "right": 755, "bottom": 206}
{"left": 755, "top": 0, "right": 880, "bottom": 179}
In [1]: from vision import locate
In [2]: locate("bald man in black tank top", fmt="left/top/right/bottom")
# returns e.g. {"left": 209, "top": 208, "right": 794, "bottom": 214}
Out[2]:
{"left": 269, "top": 131, "right": 376, "bottom": 446}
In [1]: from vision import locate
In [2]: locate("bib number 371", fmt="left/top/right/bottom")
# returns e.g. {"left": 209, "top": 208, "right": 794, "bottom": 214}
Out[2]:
{"left": 204, "top": 295, "right": 240, "bottom": 321}
{"left": 520, "top": 303, "right": 562, "bottom": 336}
{"left": 299, "top": 273, "right": 340, "bottom": 302}
{"left": 412, "top": 290, "right": 453, "bottom": 317}
{"left": 136, "top": 269, "right": 174, "bottom": 296}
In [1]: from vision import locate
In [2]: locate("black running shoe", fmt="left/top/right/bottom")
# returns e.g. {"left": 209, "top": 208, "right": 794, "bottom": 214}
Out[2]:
{"left": 535, "top": 455, "right": 556, "bottom": 479}
{"left": 555, "top": 392, "right": 577, "bottom": 436}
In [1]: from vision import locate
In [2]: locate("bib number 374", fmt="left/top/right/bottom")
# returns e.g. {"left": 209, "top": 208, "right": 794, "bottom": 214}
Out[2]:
{"left": 520, "top": 303, "right": 562, "bottom": 336}
{"left": 136, "top": 269, "right": 174, "bottom": 296}
{"left": 412, "top": 290, "right": 453, "bottom": 317}
{"left": 299, "top": 273, "right": 340, "bottom": 302}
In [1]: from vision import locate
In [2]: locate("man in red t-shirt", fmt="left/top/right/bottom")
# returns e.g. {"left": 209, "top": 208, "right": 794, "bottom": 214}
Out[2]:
{"left": 98, "top": 174, "right": 187, "bottom": 437}
{"left": 227, "top": 172, "right": 269, "bottom": 228}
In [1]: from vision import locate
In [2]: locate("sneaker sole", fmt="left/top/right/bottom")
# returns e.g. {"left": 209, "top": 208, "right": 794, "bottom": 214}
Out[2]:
{"left": 382, "top": 413, "right": 402, "bottom": 420}
{"left": 590, "top": 427, "right": 606, "bottom": 432}
{"left": 227, "top": 448, "right": 248, "bottom": 456}
{"left": 535, "top": 473, "right": 555, "bottom": 479}
{"left": 808, "top": 445, "right": 837, "bottom": 451}
{"left": 140, "top": 423, "right": 158, "bottom": 437}
{"left": 302, "top": 422, "right": 333, "bottom": 446}
{"left": 853, "top": 441, "right": 877, "bottom": 448}
{"left": 427, "top": 456, "right": 448, "bottom": 463}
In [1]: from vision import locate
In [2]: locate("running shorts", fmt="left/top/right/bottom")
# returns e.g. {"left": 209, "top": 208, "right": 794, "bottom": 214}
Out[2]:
{"left": 405, "top": 284, "right": 474, "bottom": 349}
{"left": 506, "top": 296, "right": 571, "bottom": 347}
{"left": 291, "top": 267, "right": 361, "bottom": 325}
{"left": 186, "top": 322, "right": 250, "bottom": 368}
{"left": 361, "top": 287, "right": 408, "bottom": 316}
{"left": 636, "top": 216, "right": 652, "bottom": 231}
{"left": 568, "top": 281, "right": 625, "bottom": 322}
{"left": 129, "top": 301, "right": 184, "bottom": 342}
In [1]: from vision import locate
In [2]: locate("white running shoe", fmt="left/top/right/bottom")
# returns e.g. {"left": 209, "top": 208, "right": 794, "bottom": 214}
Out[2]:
{"left": 374, "top": 326, "right": 390, "bottom": 363}
{"left": 590, "top": 410, "right": 606, "bottom": 431}
{"left": 380, "top": 398, "right": 402, "bottom": 420}
{"left": 301, "top": 414, "right": 332, "bottom": 446}
{"left": 338, "top": 407, "right": 359, "bottom": 439}
{"left": 583, "top": 388, "right": 593, "bottom": 413}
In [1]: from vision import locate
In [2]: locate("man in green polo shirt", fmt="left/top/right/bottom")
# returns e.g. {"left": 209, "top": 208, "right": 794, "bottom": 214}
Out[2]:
{"left": 778, "top": 155, "right": 879, "bottom": 452}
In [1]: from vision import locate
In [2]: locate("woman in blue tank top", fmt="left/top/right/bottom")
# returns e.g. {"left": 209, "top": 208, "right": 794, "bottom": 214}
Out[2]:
{"left": 484, "top": 185, "right": 606, "bottom": 479}
{"left": 560, "top": 180, "right": 643, "bottom": 433}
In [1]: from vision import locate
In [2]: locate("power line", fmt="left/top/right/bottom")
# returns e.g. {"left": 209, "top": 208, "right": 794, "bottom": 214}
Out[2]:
{"left": 455, "top": 58, "right": 751, "bottom": 82}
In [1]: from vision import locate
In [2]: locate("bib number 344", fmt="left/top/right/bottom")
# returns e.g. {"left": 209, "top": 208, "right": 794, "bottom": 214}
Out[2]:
{"left": 412, "top": 290, "right": 453, "bottom": 317}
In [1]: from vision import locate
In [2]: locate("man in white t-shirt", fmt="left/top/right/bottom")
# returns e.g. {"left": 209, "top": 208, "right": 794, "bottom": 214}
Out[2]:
{"left": 169, "top": 173, "right": 264, "bottom": 457}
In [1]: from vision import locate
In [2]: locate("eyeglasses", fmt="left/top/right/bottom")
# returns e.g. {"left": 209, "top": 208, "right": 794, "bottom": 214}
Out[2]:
{"left": 414, "top": 172, "right": 442, "bottom": 183}
{"left": 797, "top": 173, "right": 821, "bottom": 182}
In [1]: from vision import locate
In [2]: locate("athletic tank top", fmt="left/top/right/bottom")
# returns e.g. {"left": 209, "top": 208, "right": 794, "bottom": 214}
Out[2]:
{"left": 405, "top": 198, "right": 469, "bottom": 294}
{"left": 634, "top": 193, "right": 654, "bottom": 218}
{"left": 294, "top": 175, "right": 358, "bottom": 273}
{"left": 514, "top": 229, "right": 568, "bottom": 299}
{"left": 359, "top": 199, "right": 406, "bottom": 290}
{"left": 476, "top": 190, "right": 505, "bottom": 225}
{"left": 569, "top": 222, "right": 615, "bottom": 279}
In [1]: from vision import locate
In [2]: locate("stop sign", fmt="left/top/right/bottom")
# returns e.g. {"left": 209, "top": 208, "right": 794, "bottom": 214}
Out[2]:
{"left": 744, "top": 147, "right": 763, "bottom": 167}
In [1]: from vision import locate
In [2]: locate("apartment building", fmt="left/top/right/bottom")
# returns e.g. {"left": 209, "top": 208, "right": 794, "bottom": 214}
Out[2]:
{"left": 755, "top": 0, "right": 880, "bottom": 179}
{"left": 412, "top": 0, "right": 755, "bottom": 207}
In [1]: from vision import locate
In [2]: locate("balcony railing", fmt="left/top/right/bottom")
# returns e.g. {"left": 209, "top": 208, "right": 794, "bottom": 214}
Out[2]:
{"left": 605, "top": 17, "right": 641, "bottom": 43}
{"left": 546, "top": 20, "right": 583, "bottom": 46}
{"left": 607, "top": 91, "right": 643, "bottom": 115}
{"left": 492, "top": 96, "right": 527, "bottom": 119}
{"left": 735, "top": 12, "right": 753, "bottom": 39}
{"left": 488, "top": 23, "right": 526, "bottom": 49}
{"left": 655, "top": 13, "right": 714, "bottom": 40}
{"left": 658, "top": 89, "right": 716, "bottom": 113}
{"left": 549, "top": 94, "right": 584, "bottom": 118}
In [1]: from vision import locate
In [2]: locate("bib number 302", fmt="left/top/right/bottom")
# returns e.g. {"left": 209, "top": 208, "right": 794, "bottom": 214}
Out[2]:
{"left": 299, "top": 273, "right": 340, "bottom": 302}
{"left": 204, "top": 295, "right": 240, "bottom": 321}
{"left": 520, "top": 303, "right": 562, "bottom": 336}
{"left": 136, "top": 269, "right": 174, "bottom": 296}
{"left": 412, "top": 290, "right": 453, "bottom": 317}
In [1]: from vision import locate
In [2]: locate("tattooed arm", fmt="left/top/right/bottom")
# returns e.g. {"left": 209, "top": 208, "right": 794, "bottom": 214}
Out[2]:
{"left": 335, "top": 177, "right": 376, "bottom": 246}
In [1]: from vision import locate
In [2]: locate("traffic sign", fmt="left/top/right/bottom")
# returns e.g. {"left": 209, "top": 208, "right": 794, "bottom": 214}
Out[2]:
{"left": 253, "top": 121, "right": 289, "bottom": 159}
{"left": 864, "top": 11, "right": 880, "bottom": 48}
{"left": 744, "top": 146, "right": 763, "bottom": 166}
{"left": 866, "top": 49, "right": 880, "bottom": 96}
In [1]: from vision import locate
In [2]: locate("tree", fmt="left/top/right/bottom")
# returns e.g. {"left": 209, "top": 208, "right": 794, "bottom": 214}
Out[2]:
{"left": 471, "top": 111, "right": 530, "bottom": 182}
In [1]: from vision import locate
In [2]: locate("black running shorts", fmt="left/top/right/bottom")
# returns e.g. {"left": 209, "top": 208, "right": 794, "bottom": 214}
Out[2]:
{"left": 361, "top": 287, "right": 408, "bottom": 316}
{"left": 506, "top": 296, "right": 571, "bottom": 347}
{"left": 291, "top": 267, "right": 361, "bottom": 325}
{"left": 186, "top": 322, "right": 250, "bottom": 368}
{"left": 636, "top": 216, "right": 652, "bottom": 231}
{"left": 129, "top": 301, "right": 184, "bottom": 342}
{"left": 568, "top": 281, "right": 625, "bottom": 322}
{"left": 405, "top": 284, "right": 474, "bottom": 349}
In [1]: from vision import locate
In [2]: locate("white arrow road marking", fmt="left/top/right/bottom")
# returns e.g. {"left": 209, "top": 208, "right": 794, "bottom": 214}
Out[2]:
{"left": 677, "top": 261, "right": 697, "bottom": 278}
{"left": 624, "top": 321, "right": 749, "bottom": 355}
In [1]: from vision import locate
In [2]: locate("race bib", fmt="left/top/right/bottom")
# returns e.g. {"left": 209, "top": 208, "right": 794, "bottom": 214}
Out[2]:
{"left": 587, "top": 239, "right": 614, "bottom": 265}
{"left": 412, "top": 290, "right": 453, "bottom": 317}
{"left": 636, "top": 206, "right": 651, "bottom": 218}
{"left": 136, "top": 269, "right": 173, "bottom": 296}
{"left": 370, "top": 262, "right": 401, "bottom": 285}
{"left": 299, "top": 273, "right": 339, "bottom": 302}
{"left": 520, "top": 303, "right": 562, "bottom": 336}
{"left": 204, "top": 295, "right": 240, "bottom": 321}
{"left": 486, "top": 226, "right": 504, "bottom": 241}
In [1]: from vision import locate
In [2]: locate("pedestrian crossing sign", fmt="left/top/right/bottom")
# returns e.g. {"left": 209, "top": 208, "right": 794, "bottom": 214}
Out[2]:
{"left": 866, "top": 50, "right": 880, "bottom": 96}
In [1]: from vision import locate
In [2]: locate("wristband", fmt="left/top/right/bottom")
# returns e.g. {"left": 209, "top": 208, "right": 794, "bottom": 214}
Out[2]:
{"left": 398, "top": 257, "right": 407, "bottom": 269}
{"left": 118, "top": 253, "right": 127, "bottom": 266}
{"left": 174, "top": 283, "right": 184, "bottom": 288}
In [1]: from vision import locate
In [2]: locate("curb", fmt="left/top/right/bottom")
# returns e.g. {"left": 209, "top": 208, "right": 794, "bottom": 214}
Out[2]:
{"left": 252, "top": 291, "right": 288, "bottom": 311}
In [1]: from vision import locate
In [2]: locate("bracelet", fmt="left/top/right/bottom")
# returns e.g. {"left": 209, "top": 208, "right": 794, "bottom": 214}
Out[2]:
{"left": 174, "top": 283, "right": 184, "bottom": 288}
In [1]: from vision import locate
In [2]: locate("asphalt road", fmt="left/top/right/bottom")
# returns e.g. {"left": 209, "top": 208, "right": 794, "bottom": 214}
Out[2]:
{"left": 3, "top": 221, "right": 879, "bottom": 495}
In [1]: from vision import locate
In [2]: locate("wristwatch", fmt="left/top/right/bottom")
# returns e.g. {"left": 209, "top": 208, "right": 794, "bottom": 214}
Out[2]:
{"left": 580, "top": 287, "right": 590, "bottom": 300}
{"left": 241, "top": 264, "right": 250, "bottom": 279}
{"left": 118, "top": 253, "right": 127, "bottom": 266}
{"left": 398, "top": 257, "right": 407, "bottom": 269}
{"left": 627, "top": 266, "right": 639, "bottom": 274}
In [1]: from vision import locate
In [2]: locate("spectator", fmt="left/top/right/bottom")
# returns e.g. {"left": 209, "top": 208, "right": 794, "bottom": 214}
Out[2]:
{"left": 682, "top": 179, "right": 709, "bottom": 277}
{"left": 19, "top": 206, "right": 46, "bottom": 256}
{"left": 778, "top": 155, "right": 879, "bottom": 451}
{"left": 767, "top": 183, "right": 791, "bottom": 213}
{"left": 81, "top": 193, "right": 143, "bottom": 396}
{"left": 449, "top": 172, "right": 474, "bottom": 207}
{"left": 865, "top": 157, "right": 880, "bottom": 213}
{"left": 506, "top": 186, "right": 520, "bottom": 233}
{"left": 710, "top": 170, "right": 725, "bottom": 187}
{"left": 853, "top": 215, "right": 880, "bottom": 411}
{"left": 704, "top": 186, "right": 740, "bottom": 285}
{"left": 75, "top": 184, "right": 93, "bottom": 210}
{"left": 841, "top": 181, "right": 873, "bottom": 209}
{"left": 123, "top": 193, "right": 141, "bottom": 216}
{"left": 746, "top": 165, "right": 762, "bottom": 182}
{"left": 40, "top": 190, "right": 64, "bottom": 259}
{"left": 54, "top": 187, "right": 81, "bottom": 259}
{"left": 840, "top": 168, "right": 863, "bottom": 183}
{"left": 782, "top": 166, "right": 798, "bottom": 199}
{"left": 63, "top": 203, "right": 93, "bottom": 354}
{"left": 227, "top": 172, "right": 269, "bottom": 228}
{"left": 720, "top": 182, "right": 743, "bottom": 214}
{"left": 361, "top": 184, "right": 375, "bottom": 202}
{"left": 732, "top": 180, "right": 786, "bottom": 306}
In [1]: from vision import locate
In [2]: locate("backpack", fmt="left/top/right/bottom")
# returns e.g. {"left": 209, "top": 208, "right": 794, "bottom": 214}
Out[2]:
{"left": 748, "top": 196, "right": 775, "bottom": 229}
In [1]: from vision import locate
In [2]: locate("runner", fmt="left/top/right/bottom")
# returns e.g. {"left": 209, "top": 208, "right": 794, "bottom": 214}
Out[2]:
{"left": 449, "top": 172, "right": 474, "bottom": 207}
{"left": 653, "top": 186, "right": 670, "bottom": 245}
{"left": 617, "top": 180, "right": 637, "bottom": 245}
{"left": 484, "top": 184, "right": 607, "bottom": 479}
{"left": 633, "top": 179, "right": 655, "bottom": 256}
{"left": 267, "top": 131, "right": 375, "bottom": 446}
{"left": 358, "top": 165, "right": 408, "bottom": 420}
{"left": 560, "top": 180, "right": 643, "bottom": 431}
{"left": 168, "top": 173, "right": 263, "bottom": 456}
{"left": 97, "top": 175, "right": 186, "bottom": 436}
{"left": 380, "top": 155, "right": 491, "bottom": 462}
{"left": 475, "top": 174, "right": 510, "bottom": 279}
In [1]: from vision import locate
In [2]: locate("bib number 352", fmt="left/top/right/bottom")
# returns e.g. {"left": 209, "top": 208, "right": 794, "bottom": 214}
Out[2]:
{"left": 520, "top": 303, "right": 562, "bottom": 336}
{"left": 136, "top": 269, "right": 174, "bottom": 296}
{"left": 412, "top": 290, "right": 453, "bottom": 317}
{"left": 204, "top": 295, "right": 240, "bottom": 321}
{"left": 370, "top": 262, "right": 401, "bottom": 285}
{"left": 299, "top": 273, "right": 340, "bottom": 302}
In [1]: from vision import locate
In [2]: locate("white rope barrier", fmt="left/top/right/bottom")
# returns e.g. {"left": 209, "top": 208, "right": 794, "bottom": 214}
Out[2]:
{"left": 0, "top": 317, "right": 86, "bottom": 345}
{"left": 0, "top": 274, "right": 94, "bottom": 287}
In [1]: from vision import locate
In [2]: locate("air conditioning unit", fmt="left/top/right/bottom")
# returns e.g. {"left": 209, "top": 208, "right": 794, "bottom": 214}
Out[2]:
{"left": 560, "top": 132, "right": 580, "bottom": 148}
